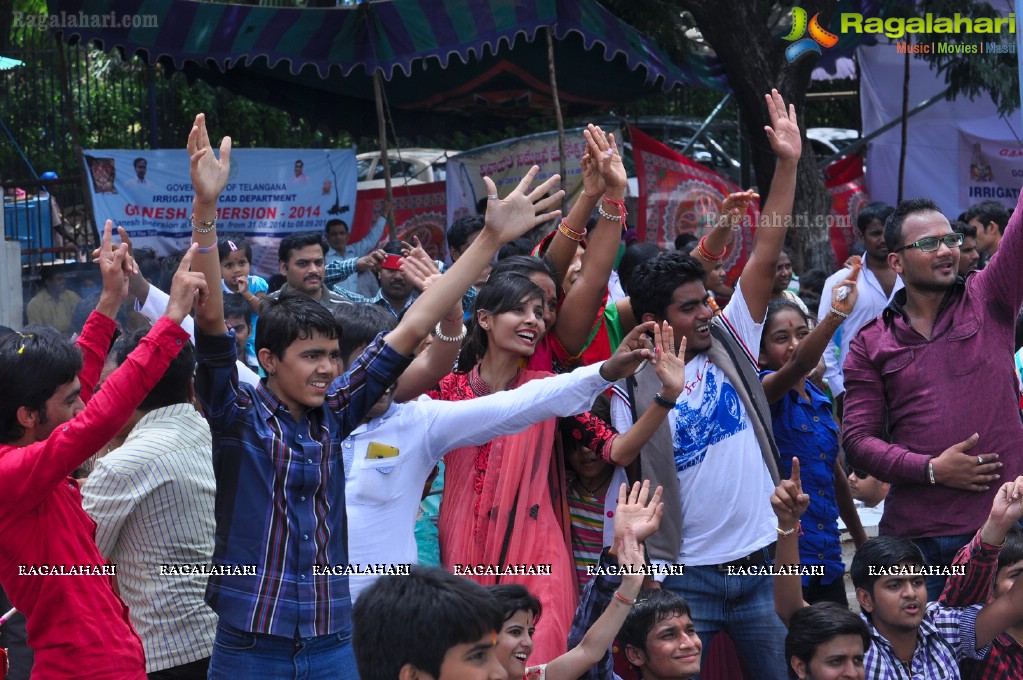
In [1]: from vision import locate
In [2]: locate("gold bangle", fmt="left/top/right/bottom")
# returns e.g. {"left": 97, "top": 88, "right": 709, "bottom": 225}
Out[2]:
{"left": 190, "top": 210, "right": 218, "bottom": 234}
{"left": 777, "top": 522, "right": 800, "bottom": 537}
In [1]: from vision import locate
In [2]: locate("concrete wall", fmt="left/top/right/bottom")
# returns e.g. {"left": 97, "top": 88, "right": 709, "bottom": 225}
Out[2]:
{"left": 0, "top": 240, "right": 23, "bottom": 330}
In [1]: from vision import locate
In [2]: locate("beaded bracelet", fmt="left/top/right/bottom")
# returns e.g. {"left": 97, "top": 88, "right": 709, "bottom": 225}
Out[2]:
{"left": 829, "top": 306, "right": 849, "bottom": 319}
{"left": 602, "top": 196, "right": 627, "bottom": 228}
{"left": 191, "top": 210, "right": 218, "bottom": 234}
{"left": 557, "top": 218, "right": 586, "bottom": 242}
{"left": 597, "top": 205, "right": 622, "bottom": 223}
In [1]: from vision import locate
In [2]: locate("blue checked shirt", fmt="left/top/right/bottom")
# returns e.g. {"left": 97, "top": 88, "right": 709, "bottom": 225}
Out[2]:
{"left": 195, "top": 329, "right": 411, "bottom": 639}
{"left": 325, "top": 258, "right": 478, "bottom": 318}
{"left": 862, "top": 603, "right": 989, "bottom": 679}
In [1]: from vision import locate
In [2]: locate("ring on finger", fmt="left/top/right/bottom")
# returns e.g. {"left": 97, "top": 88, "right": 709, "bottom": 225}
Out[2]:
{"left": 603, "top": 148, "right": 614, "bottom": 157}
{"left": 978, "top": 455, "right": 984, "bottom": 465}
{"left": 487, "top": 193, "right": 498, "bottom": 200}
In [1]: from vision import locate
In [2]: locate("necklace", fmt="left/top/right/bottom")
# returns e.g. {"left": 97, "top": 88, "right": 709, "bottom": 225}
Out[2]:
{"left": 576, "top": 468, "right": 614, "bottom": 497}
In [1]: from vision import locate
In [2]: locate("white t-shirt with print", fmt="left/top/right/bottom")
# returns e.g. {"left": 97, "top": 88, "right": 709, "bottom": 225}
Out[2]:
{"left": 611, "top": 281, "right": 778, "bottom": 565}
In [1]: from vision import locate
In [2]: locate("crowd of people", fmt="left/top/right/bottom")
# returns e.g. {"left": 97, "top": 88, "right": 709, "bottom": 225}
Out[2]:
{"left": 1, "top": 88, "right": 1022, "bottom": 680}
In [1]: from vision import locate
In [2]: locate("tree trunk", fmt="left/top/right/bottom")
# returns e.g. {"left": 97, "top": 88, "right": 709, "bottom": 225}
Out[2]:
{"left": 682, "top": 0, "right": 835, "bottom": 274}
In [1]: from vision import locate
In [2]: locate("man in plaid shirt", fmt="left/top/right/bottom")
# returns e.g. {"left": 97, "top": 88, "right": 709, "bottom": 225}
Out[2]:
{"left": 939, "top": 476, "right": 1023, "bottom": 679}
{"left": 773, "top": 462, "right": 1023, "bottom": 679}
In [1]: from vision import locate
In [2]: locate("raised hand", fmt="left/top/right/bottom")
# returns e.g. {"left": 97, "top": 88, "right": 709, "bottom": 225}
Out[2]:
{"left": 982, "top": 477, "right": 1023, "bottom": 546}
{"left": 651, "top": 321, "right": 686, "bottom": 401}
{"left": 771, "top": 457, "right": 809, "bottom": 530}
{"left": 580, "top": 152, "right": 604, "bottom": 199}
{"left": 400, "top": 239, "right": 443, "bottom": 293}
{"left": 583, "top": 124, "right": 626, "bottom": 196}
{"left": 96, "top": 219, "right": 131, "bottom": 304}
{"left": 764, "top": 89, "right": 801, "bottom": 164}
{"left": 482, "top": 166, "right": 563, "bottom": 245}
{"left": 355, "top": 249, "right": 386, "bottom": 273}
{"left": 719, "top": 190, "right": 759, "bottom": 229}
{"left": 829, "top": 261, "right": 860, "bottom": 318}
{"left": 600, "top": 321, "right": 657, "bottom": 381}
{"left": 186, "top": 113, "right": 232, "bottom": 205}
{"left": 613, "top": 480, "right": 664, "bottom": 546}
{"left": 165, "top": 245, "right": 209, "bottom": 324}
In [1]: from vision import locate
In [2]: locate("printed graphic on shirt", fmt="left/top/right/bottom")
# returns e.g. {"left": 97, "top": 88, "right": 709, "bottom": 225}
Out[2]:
{"left": 672, "top": 368, "right": 747, "bottom": 471}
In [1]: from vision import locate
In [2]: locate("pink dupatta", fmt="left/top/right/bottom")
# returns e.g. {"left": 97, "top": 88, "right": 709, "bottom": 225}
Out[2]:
{"left": 436, "top": 368, "right": 578, "bottom": 664}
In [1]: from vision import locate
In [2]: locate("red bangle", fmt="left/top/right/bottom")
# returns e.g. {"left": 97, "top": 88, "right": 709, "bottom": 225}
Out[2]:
{"left": 696, "top": 235, "right": 725, "bottom": 262}
{"left": 602, "top": 196, "right": 627, "bottom": 229}
{"left": 613, "top": 590, "right": 636, "bottom": 606}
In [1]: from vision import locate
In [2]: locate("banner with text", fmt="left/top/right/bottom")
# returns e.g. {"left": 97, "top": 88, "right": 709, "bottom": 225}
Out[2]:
{"left": 958, "top": 130, "right": 1023, "bottom": 212}
{"left": 446, "top": 127, "right": 622, "bottom": 250}
{"left": 351, "top": 183, "right": 448, "bottom": 261}
{"left": 630, "top": 126, "right": 757, "bottom": 283}
{"left": 83, "top": 148, "right": 356, "bottom": 276}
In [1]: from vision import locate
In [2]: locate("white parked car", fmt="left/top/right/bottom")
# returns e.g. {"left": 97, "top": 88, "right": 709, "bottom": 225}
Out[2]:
{"left": 356, "top": 149, "right": 458, "bottom": 189}
{"left": 806, "top": 128, "right": 861, "bottom": 160}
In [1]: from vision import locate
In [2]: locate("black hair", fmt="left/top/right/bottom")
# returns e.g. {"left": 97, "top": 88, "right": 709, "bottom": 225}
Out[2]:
{"left": 951, "top": 220, "right": 977, "bottom": 239}
{"left": 217, "top": 236, "right": 253, "bottom": 263}
{"left": 70, "top": 293, "right": 128, "bottom": 338}
{"left": 134, "top": 246, "right": 162, "bottom": 285}
{"left": 618, "top": 588, "right": 693, "bottom": 654}
{"left": 562, "top": 393, "right": 612, "bottom": 456}
{"left": 223, "top": 294, "right": 250, "bottom": 324}
{"left": 883, "top": 198, "right": 942, "bottom": 253}
{"left": 487, "top": 583, "right": 543, "bottom": 624}
{"left": 39, "top": 266, "right": 63, "bottom": 283}
{"left": 489, "top": 255, "right": 559, "bottom": 290}
{"left": 965, "top": 199, "right": 1012, "bottom": 235}
{"left": 278, "top": 232, "right": 327, "bottom": 264}
{"left": 762, "top": 298, "right": 811, "bottom": 350}
{"left": 134, "top": 157, "right": 146, "bottom": 167}
{"left": 798, "top": 268, "right": 828, "bottom": 298}
{"left": 0, "top": 326, "right": 83, "bottom": 443}
{"left": 674, "top": 232, "right": 698, "bottom": 252}
{"left": 254, "top": 290, "right": 339, "bottom": 359}
{"left": 497, "top": 237, "right": 535, "bottom": 261}
{"left": 113, "top": 329, "right": 195, "bottom": 412}
{"left": 267, "top": 274, "right": 287, "bottom": 295}
{"left": 618, "top": 242, "right": 664, "bottom": 296}
{"left": 785, "top": 602, "right": 871, "bottom": 680}
{"left": 333, "top": 303, "right": 396, "bottom": 367}
{"left": 856, "top": 201, "right": 894, "bottom": 234}
{"left": 850, "top": 535, "right": 924, "bottom": 592}
{"left": 998, "top": 526, "right": 1023, "bottom": 573}
{"left": 353, "top": 566, "right": 504, "bottom": 680}
{"left": 325, "top": 218, "right": 349, "bottom": 234}
{"left": 456, "top": 273, "right": 544, "bottom": 374}
{"left": 381, "top": 240, "right": 405, "bottom": 256}
{"left": 448, "top": 215, "right": 485, "bottom": 255}
{"left": 629, "top": 251, "right": 707, "bottom": 322}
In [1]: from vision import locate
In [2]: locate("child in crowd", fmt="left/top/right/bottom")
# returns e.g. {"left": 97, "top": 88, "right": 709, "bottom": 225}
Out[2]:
{"left": 562, "top": 395, "right": 628, "bottom": 593}
{"left": 758, "top": 264, "right": 867, "bottom": 605}
{"left": 222, "top": 293, "right": 258, "bottom": 372}
{"left": 218, "top": 236, "right": 265, "bottom": 361}
{"left": 489, "top": 482, "right": 655, "bottom": 680}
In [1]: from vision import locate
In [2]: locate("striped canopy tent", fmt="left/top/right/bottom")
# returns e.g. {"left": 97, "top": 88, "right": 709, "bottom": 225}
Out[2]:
{"left": 47, "top": 0, "right": 730, "bottom": 134}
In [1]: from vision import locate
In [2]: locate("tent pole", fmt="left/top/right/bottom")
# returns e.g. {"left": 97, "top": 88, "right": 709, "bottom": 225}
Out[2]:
{"left": 897, "top": 49, "right": 910, "bottom": 204}
{"left": 546, "top": 27, "right": 566, "bottom": 208}
{"left": 373, "top": 70, "right": 395, "bottom": 239}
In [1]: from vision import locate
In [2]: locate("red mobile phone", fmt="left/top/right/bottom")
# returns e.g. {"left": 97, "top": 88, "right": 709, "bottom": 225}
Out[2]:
{"left": 381, "top": 254, "right": 403, "bottom": 270}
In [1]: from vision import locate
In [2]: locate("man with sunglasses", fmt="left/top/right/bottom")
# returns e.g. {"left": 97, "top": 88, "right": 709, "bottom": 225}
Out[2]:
{"left": 843, "top": 194, "right": 1023, "bottom": 600}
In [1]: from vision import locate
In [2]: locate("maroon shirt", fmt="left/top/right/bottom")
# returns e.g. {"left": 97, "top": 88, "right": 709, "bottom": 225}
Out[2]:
{"left": 0, "top": 313, "right": 188, "bottom": 678}
{"left": 843, "top": 194, "right": 1023, "bottom": 539}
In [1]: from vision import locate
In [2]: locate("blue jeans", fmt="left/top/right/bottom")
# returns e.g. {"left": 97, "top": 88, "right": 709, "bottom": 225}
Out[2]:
{"left": 663, "top": 566, "right": 788, "bottom": 680}
{"left": 207, "top": 622, "right": 359, "bottom": 680}
{"left": 911, "top": 531, "right": 974, "bottom": 602}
